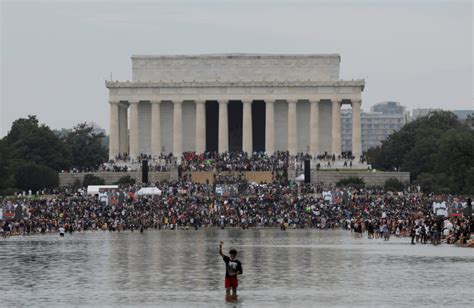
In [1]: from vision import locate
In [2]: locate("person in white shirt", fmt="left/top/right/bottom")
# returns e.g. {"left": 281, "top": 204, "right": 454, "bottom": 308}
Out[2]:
{"left": 59, "top": 226, "right": 65, "bottom": 237}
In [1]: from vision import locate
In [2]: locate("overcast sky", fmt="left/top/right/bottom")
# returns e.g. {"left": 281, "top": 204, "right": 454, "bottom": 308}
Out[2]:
{"left": 1, "top": 0, "right": 472, "bottom": 136}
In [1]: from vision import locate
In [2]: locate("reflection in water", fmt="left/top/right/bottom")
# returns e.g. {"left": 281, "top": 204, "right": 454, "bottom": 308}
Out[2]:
{"left": 1, "top": 229, "right": 473, "bottom": 307}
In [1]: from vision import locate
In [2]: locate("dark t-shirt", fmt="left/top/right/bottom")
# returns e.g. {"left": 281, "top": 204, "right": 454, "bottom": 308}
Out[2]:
{"left": 222, "top": 255, "right": 243, "bottom": 278}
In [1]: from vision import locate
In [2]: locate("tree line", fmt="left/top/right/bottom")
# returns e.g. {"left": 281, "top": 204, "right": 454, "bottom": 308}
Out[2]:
{"left": 0, "top": 115, "right": 108, "bottom": 195}
{"left": 365, "top": 111, "right": 474, "bottom": 194}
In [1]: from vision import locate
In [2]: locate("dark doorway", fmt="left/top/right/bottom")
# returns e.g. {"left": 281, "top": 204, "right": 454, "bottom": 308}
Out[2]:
{"left": 205, "top": 101, "right": 218, "bottom": 152}
{"left": 252, "top": 101, "right": 265, "bottom": 152}
{"left": 228, "top": 101, "right": 243, "bottom": 152}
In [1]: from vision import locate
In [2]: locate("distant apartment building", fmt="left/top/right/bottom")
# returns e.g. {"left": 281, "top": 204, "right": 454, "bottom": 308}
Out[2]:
{"left": 341, "top": 101, "right": 409, "bottom": 152}
{"left": 88, "top": 121, "right": 106, "bottom": 135}
{"left": 411, "top": 108, "right": 441, "bottom": 120}
{"left": 410, "top": 108, "right": 473, "bottom": 121}
{"left": 451, "top": 110, "right": 474, "bottom": 120}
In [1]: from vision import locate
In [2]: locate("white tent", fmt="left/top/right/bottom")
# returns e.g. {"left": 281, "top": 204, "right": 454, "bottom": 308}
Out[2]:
{"left": 295, "top": 174, "right": 305, "bottom": 182}
{"left": 137, "top": 187, "right": 162, "bottom": 196}
{"left": 87, "top": 185, "right": 118, "bottom": 195}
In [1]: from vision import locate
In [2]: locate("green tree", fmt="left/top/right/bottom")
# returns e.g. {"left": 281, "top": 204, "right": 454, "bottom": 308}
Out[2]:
{"left": 464, "top": 167, "right": 474, "bottom": 195}
{"left": 416, "top": 173, "right": 454, "bottom": 194}
{"left": 432, "top": 126, "right": 474, "bottom": 194}
{"left": 464, "top": 114, "right": 474, "bottom": 128}
{"left": 71, "top": 179, "right": 82, "bottom": 190}
{"left": 83, "top": 174, "right": 105, "bottom": 186}
{"left": 0, "top": 139, "right": 9, "bottom": 190}
{"left": 64, "top": 123, "right": 108, "bottom": 171}
{"left": 15, "top": 163, "right": 59, "bottom": 192}
{"left": 366, "top": 111, "right": 474, "bottom": 193}
{"left": 336, "top": 177, "right": 365, "bottom": 189}
{"left": 115, "top": 175, "right": 136, "bottom": 186}
{"left": 384, "top": 178, "right": 405, "bottom": 192}
{"left": 4, "top": 115, "right": 69, "bottom": 171}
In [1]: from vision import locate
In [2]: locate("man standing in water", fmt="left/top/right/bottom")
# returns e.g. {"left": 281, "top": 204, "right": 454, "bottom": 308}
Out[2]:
{"left": 219, "top": 241, "right": 242, "bottom": 300}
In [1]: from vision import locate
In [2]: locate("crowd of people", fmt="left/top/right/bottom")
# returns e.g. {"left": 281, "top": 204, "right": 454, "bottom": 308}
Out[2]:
{"left": 1, "top": 180, "right": 472, "bottom": 247}
{"left": 179, "top": 152, "right": 289, "bottom": 172}
{"left": 102, "top": 151, "right": 370, "bottom": 175}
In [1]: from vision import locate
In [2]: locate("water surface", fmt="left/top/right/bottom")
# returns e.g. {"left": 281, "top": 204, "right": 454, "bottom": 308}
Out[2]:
{"left": 1, "top": 229, "right": 472, "bottom": 307}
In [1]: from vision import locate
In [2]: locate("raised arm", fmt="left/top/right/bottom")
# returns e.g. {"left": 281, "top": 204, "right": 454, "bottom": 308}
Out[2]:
{"left": 219, "top": 241, "right": 225, "bottom": 257}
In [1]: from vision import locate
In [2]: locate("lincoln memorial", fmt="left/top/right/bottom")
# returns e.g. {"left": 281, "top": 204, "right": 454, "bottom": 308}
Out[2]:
{"left": 106, "top": 54, "right": 365, "bottom": 160}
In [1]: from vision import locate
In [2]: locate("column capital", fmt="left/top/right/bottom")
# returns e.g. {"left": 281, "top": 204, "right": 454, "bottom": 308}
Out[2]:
{"left": 351, "top": 99, "right": 362, "bottom": 106}
{"left": 218, "top": 100, "right": 229, "bottom": 105}
{"left": 265, "top": 100, "right": 274, "bottom": 105}
{"left": 310, "top": 100, "right": 321, "bottom": 105}
{"left": 150, "top": 100, "right": 162, "bottom": 104}
{"left": 287, "top": 100, "right": 298, "bottom": 105}
{"left": 242, "top": 99, "right": 253, "bottom": 104}
{"left": 109, "top": 100, "right": 120, "bottom": 105}
{"left": 118, "top": 102, "right": 129, "bottom": 108}
{"left": 128, "top": 100, "right": 140, "bottom": 105}
{"left": 195, "top": 100, "right": 206, "bottom": 105}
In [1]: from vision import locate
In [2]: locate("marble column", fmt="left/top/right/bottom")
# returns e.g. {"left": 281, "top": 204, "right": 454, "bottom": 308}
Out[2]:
{"left": 331, "top": 100, "right": 342, "bottom": 155}
{"left": 310, "top": 100, "right": 320, "bottom": 155}
{"left": 129, "top": 101, "right": 140, "bottom": 159}
{"left": 242, "top": 100, "right": 253, "bottom": 154}
{"left": 195, "top": 100, "right": 206, "bottom": 153}
{"left": 288, "top": 100, "right": 297, "bottom": 155}
{"left": 108, "top": 101, "right": 120, "bottom": 160}
{"left": 150, "top": 100, "right": 161, "bottom": 157}
{"left": 265, "top": 100, "right": 275, "bottom": 155}
{"left": 351, "top": 99, "right": 362, "bottom": 158}
{"left": 218, "top": 100, "right": 229, "bottom": 153}
{"left": 173, "top": 101, "right": 183, "bottom": 157}
{"left": 118, "top": 103, "right": 129, "bottom": 155}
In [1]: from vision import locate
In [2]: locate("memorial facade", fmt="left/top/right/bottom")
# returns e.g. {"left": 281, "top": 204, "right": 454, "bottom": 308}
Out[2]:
{"left": 106, "top": 54, "right": 365, "bottom": 160}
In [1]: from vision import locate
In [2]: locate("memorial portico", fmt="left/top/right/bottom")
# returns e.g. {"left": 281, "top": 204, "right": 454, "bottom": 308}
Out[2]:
{"left": 106, "top": 54, "right": 365, "bottom": 160}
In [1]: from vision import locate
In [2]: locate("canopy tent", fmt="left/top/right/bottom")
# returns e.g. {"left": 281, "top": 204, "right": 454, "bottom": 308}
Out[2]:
{"left": 87, "top": 185, "right": 118, "bottom": 195}
{"left": 137, "top": 187, "right": 162, "bottom": 196}
{"left": 295, "top": 174, "right": 305, "bottom": 182}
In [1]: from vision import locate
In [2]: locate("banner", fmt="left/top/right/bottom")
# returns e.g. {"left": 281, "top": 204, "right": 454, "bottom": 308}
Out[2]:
{"left": 432, "top": 201, "right": 448, "bottom": 217}
{"left": 322, "top": 191, "right": 332, "bottom": 203}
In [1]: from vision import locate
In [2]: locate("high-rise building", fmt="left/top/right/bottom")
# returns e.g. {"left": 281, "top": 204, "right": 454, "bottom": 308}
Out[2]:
{"left": 451, "top": 110, "right": 474, "bottom": 120}
{"left": 341, "top": 101, "right": 408, "bottom": 152}
{"left": 411, "top": 108, "right": 441, "bottom": 120}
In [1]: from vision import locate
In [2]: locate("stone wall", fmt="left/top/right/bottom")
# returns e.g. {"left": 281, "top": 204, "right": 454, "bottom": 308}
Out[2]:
{"left": 310, "top": 170, "right": 410, "bottom": 186}
{"left": 59, "top": 172, "right": 171, "bottom": 186}
{"left": 131, "top": 54, "right": 340, "bottom": 83}
{"left": 59, "top": 170, "right": 407, "bottom": 187}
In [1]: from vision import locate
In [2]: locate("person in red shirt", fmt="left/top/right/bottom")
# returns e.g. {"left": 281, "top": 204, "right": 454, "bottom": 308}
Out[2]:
{"left": 219, "top": 241, "right": 242, "bottom": 300}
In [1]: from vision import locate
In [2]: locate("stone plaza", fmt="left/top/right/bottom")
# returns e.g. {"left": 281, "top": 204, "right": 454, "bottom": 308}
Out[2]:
{"left": 106, "top": 54, "right": 365, "bottom": 160}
